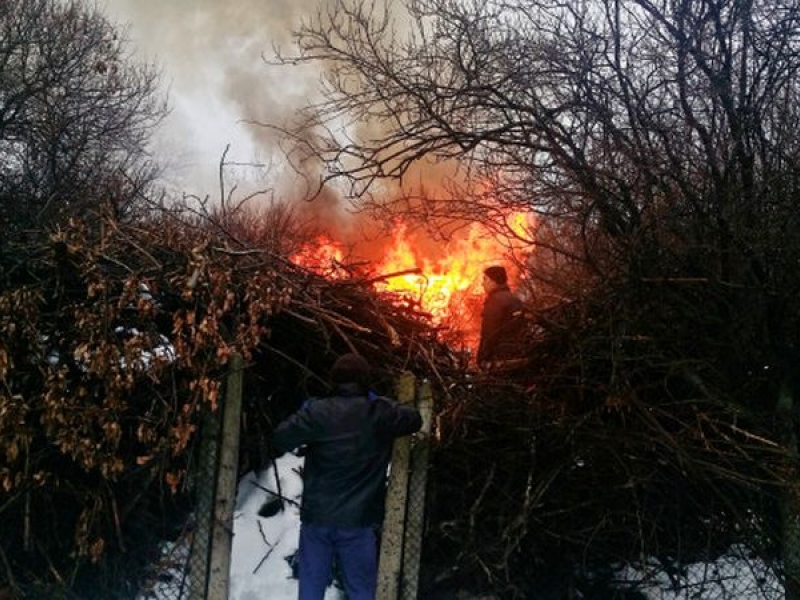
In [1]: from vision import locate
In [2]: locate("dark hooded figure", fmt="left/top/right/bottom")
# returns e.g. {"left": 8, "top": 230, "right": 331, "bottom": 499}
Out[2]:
{"left": 272, "top": 353, "right": 422, "bottom": 600}
{"left": 477, "top": 265, "right": 525, "bottom": 368}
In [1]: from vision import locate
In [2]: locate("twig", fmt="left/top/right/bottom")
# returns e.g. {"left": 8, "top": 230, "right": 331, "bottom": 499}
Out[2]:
{"left": 258, "top": 343, "right": 328, "bottom": 388}
{"left": 210, "top": 247, "right": 266, "bottom": 256}
{"left": 36, "top": 540, "right": 65, "bottom": 586}
{"left": 252, "top": 528, "right": 278, "bottom": 575}
{"left": 0, "top": 541, "right": 17, "bottom": 591}
{"left": 271, "top": 458, "right": 284, "bottom": 510}
{"left": 362, "top": 268, "right": 423, "bottom": 285}
{"left": 247, "top": 478, "right": 300, "bottom": 509}
{"left": 109, "top": 488, "right": 127, "bottom": 553}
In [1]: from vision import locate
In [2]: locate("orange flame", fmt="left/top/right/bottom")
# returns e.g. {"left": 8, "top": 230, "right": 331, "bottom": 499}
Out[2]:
{"left": 374, "top": 219, "right": 530, "bottom": 348}
{"left": 289, "top": 235, "right": 346, "bottom": 277}
{"left": 290, "top": 214, "right": 534, "bottom": 350}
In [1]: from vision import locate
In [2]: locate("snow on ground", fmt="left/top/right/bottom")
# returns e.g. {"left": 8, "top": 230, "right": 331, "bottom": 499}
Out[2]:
{"left": 617, "top": 546, "right": 783, "bottom": 599}
{"left": 229, "top": 456, "right": 784, "bottom": 600}
{"left": 230, "top": 453, "right": 344, "bottom": 600}
{"left": 143, "top": 453, "right": 784, "bottom": 600}
{"left": 140, "top": 453, "right": 341, "bottom": 600}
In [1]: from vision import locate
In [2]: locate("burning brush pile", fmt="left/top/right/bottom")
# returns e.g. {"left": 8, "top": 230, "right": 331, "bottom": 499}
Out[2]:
{"left": 0, "top": 201, "right": 465, "bottom": 597}
{"left": 2, "top": 195, "right": 541, "bottom": 597}
{"left": 270, "top": 212, "right": 791, "bottom": 598}
{"left": 0, "top": 197, "right": 793, "bottom": 598}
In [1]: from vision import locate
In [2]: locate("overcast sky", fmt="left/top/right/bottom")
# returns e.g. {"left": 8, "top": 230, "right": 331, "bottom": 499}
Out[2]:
{"left": 103, "top": 0, "right": 326, "bottom": 198}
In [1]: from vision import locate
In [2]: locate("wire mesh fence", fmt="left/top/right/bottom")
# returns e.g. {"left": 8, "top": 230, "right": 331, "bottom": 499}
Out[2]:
{"left": 400, "top": 381, "right": 434, "bottom": 600}
{"left": 135, "top": 369, "right": 791, "bottom": 600}
{"left": 377, "top": 375, "right": 434, "bottom": 600}
{"left": 136, "top": 533, "right": 192, "bottom": 600}
{"left": 139, "top": 356, "right": 245, "bottom": 600}
{"left": 136, "top": 410, "right": 220, "bottom": 600}
{"left": 612, "top": 544, "right": 784, "bottom": 599}
{"left": 188, "top": 409, "right": 221, "bottom": 600}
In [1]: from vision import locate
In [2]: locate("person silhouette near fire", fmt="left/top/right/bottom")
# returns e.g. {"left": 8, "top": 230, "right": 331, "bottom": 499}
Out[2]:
{"left": 477, "top": 265, "right": 526, "bottom": 371}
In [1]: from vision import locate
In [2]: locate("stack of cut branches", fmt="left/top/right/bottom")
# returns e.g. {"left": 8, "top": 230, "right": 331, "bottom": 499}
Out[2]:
{"left": 419, "top": 290, "right": 790, "bottom": 599}
{"left": 0, "top": 204, "right": 462, "bottom": 598}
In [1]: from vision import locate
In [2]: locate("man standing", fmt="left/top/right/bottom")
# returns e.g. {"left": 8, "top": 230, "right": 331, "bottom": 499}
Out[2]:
{"left": 272, "top": 353, "right": 422, "bottom": 600}
{"left": 477, "top": 265, "right": 525, "bottom": 370}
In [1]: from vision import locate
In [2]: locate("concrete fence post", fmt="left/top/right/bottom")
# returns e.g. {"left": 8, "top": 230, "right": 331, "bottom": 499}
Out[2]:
{"left": 207, "top": 353, "right": 244, "bottom": 600}
{"left": 377, "top": 372, "right": 416, "bottom": 600}
{"left": 378, "top": 373, "right": 435, "bottom": 600}
{"left": 778, "top": 379, "right": 800, "bottom": 600}
{"left": 401, "top": 379, "right": 434, "bottom": 600}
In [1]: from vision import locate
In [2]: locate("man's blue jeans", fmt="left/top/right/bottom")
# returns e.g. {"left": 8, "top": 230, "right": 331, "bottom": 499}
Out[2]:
{"left": 297, "top": 523, "right": 378, "bottom": 600}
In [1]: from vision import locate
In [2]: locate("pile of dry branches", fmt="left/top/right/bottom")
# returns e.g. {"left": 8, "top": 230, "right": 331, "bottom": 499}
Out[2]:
{"left": 0, "top": 203, "right": 458, "bottom": 598}
{"left": 419, "top": 286, "right": 791, "bottom": 599}
{"left": 2, "top": 201, "right": 794, "bottom": 599}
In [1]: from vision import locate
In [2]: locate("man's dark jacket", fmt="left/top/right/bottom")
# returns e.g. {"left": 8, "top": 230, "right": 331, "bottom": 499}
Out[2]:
{"left": 477, "top": 285, "right": 524, "bottom": 364}
{"left": 272, "top": 383, "right": 422, "bottom": 527}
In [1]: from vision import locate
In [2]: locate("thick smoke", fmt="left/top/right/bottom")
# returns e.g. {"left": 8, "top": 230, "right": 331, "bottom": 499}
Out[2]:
{"left": 104, "top": 0, "right": 327, "bottom": 194}
{"left": 103, "top": 0, "right": 487, "bottom": 264}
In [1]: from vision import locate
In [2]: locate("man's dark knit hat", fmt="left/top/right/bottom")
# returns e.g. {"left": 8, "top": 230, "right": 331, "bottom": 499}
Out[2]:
{"left": 330, "top": 353, "right": 371, "bottom": 386}
{"left": 484, "top": 265, "right": 508, "bottom": 285}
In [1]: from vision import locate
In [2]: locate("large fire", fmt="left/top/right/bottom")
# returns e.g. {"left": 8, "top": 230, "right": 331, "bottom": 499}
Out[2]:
{"left": 290, "top": 213, "right": 533, "bottom": 350}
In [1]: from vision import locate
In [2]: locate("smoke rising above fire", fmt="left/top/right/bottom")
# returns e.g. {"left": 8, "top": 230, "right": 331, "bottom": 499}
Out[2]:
{"left": 106, "top": 0, "right": 534, "bottom": 346}
{"left": 105, "top": 0, "right": 334, "bottom": 195}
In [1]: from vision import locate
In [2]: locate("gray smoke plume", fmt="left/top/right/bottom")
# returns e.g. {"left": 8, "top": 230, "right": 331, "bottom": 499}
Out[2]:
{"left": 104, "top": 0, "right": 451, "bottom": 257}
{"left": 104, "top": 0, "right": 331, "bottom": 199}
